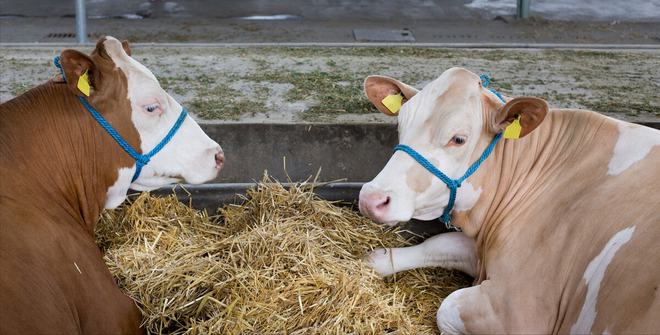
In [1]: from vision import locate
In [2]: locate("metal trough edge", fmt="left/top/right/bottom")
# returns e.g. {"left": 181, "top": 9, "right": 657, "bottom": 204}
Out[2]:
{"left": 147, "top": 182, "right": 365, "bottom": 213}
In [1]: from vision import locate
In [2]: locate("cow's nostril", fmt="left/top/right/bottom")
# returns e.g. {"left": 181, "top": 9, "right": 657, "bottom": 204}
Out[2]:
{"left": 377, "top": 196, "right": 391, "bottom": 209}
{"left": 215, "top": 152, "right": 225, "bottom": 168}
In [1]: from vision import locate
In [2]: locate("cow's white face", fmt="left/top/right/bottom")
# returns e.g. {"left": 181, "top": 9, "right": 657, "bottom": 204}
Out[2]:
{"left": 102, "top": 37, "right": 224, "bottom": 192}
{"left": 359, "top": 67, "right": 547, "bottom": 225}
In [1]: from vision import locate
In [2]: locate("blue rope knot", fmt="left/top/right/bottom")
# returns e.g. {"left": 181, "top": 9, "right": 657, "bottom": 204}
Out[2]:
{"left": 53, "top": 56, "right": 188, "bottom": 183}
{"left": 54, "top": 56, "right": 64, "bottom": 79}
{"left": 479, "top": 73, "right": 506, "bottom": 103}
{"left": 136, "top": 156, "right": 150, "bottom": 166}
{"left": 479, "top": 74, "right": 491, "bottom": 87}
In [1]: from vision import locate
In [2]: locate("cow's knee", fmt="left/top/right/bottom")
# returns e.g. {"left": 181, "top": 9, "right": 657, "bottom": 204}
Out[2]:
{"left": 437, "top": 288, "right": 468, "bottom": 335}
{"left": 422, "top": 232, "right": 477, "bottom": 276}
{"left": 437, "top": 284, "right": 505, "bottom": 334}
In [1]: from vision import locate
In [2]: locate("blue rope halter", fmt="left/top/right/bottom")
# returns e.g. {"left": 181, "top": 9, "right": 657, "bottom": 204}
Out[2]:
{"left": 393, "top": 74, "right": 506, "bottom": 230}
{"left": 54, "top": 56, "right": 187, "bottom": 182}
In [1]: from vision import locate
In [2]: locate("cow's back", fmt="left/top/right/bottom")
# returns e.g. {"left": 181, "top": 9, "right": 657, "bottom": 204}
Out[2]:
{"left": 559, "top": 118, "right": 660, "bottom": 333}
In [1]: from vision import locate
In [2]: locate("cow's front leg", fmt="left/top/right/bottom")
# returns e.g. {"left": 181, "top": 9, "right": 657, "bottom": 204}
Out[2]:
{"left": 365, "top": 232, "right": 477, "bottom": 277}
{"left": 437, "top": 284, "right": 504, "bottom": 335}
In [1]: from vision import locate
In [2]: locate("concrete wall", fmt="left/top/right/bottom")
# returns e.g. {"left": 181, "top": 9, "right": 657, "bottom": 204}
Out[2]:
{"left": 202, "top": 123, "right": 399, "bottom": 184}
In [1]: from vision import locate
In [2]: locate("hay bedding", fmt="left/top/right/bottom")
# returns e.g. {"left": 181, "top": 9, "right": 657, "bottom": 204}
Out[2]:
{"left": 96, "top": 178, "right": 471, "bottom": 334}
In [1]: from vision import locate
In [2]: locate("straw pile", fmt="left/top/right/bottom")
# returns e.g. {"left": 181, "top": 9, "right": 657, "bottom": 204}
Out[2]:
{"left": 96, "top": 177, "right": 470, "bottom": 334}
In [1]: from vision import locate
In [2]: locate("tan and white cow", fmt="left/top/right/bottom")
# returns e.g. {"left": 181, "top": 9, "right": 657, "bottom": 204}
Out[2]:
{"left": 0, "top": 36, "right": 223, "bottom": 334}
{"left": 359, "top": 67, "right": 660, "bottom": 333}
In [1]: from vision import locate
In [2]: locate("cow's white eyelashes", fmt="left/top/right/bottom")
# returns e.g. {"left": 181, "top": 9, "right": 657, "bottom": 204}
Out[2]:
{"left": 143, "top": 103, "right": 160, "bottom": 114}
{"left": 448, "top": 135, "right": 467, "bottom": 147}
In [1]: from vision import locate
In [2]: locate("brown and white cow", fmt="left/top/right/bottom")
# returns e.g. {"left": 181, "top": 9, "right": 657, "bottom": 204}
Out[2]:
{"left": 0, "top": 36, "right": 224, "bottom": 334}
{"left": 359, "top": 67, "right": 660, "bottom": 333}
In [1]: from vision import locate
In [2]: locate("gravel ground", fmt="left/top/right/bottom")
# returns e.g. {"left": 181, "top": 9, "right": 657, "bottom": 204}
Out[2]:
{"left": 1, "top": 46, "right": 658, "bottom": 123}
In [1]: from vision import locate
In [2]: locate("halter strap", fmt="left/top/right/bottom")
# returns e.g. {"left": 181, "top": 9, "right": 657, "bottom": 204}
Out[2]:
{"left": 392, "top": 73, "right": 506, "bottom": 230}
{"left": 394, "top": 133, "right": 502, "bottom": 229}
{"left": 54, "top": 56, "right": 187, "bottom": 182}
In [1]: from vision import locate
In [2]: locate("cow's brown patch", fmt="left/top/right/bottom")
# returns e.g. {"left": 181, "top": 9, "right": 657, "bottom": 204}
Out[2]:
{"left": 424, "top": 74, "right": 480, "bottom": 142}
{"left": 0, "top": 37, "right": 143, "bottom": 334}
{"left": 406, "top": 157, "right": 438, "bottom": 193}
{"left": 424, "top": 84, "right": 462, "bottom": 126}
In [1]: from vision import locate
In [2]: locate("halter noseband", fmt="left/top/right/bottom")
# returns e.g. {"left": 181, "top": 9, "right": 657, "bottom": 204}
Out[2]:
{"left": 393, "top": 74, "right": 506, "bottom": 230}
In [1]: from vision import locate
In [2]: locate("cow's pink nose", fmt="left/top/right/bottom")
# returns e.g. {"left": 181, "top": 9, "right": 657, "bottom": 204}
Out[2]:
{"left": 359, "top": 193, "right": 391, "bottom": 221}
{"left": 215, "top": 149, "right": 225, "bottom": 170}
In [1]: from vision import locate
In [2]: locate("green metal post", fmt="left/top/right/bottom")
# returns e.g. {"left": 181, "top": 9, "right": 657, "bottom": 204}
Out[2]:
{"left": 517, "top": 0, "right": 530, "bottom": 19}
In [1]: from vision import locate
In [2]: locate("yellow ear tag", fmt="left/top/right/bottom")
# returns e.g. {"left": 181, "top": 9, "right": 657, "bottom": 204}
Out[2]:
{"left": 503, "top": 114, "right": 522, "bottom": 139}
{"left": 381, "top": 93, "right": 404, "bottom": 115}
{"left": 77, "top": 69, "right": 91, "bottom": 97}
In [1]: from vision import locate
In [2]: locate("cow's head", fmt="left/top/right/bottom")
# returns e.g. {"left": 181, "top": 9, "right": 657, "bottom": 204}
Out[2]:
{"left": 58, "top": 36, "right": 224, "bottom": 208}
{"left": 359, "top": 67, "right": 548, "bottom": 225}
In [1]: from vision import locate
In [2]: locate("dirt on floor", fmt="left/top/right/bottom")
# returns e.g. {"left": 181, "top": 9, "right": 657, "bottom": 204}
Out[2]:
{"left": 1, "top": 46, "right": 658, "bottom": 123}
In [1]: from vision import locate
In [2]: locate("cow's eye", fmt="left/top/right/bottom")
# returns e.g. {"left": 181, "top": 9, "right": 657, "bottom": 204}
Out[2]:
{"left": 450, "top": 135, "right": 467, "bottom": 146}
{"left": 144, "top": 103, "right": 160, "bottom": 113}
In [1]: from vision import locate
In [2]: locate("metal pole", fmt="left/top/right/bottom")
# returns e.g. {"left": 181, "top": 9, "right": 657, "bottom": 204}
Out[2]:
{"left": 517, "top": 0, "right": 530, "bottom": 19}
{"left": 75, "top": 0, "right": 87, "bottom": 44}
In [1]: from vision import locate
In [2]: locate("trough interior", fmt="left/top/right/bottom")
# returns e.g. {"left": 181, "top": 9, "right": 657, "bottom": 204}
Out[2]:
{"left": 147, "top": 121, "right": 660, "bottom": 236}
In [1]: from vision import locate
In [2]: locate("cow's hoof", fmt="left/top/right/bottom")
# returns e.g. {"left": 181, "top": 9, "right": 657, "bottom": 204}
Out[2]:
{"left": 364, "top": 248, "right": 395, "bottom": 277}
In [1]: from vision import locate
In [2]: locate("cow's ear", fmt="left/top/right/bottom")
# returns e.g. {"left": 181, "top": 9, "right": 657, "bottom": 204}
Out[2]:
{"left": 121, "top": 40, "right": 132, "bottom": 56}
{"left": 364, "top": 75, "right": 419, "bottom": 116}
{"left": 494, "top": 97, "right": 548, "bottom": 138}
{"left": 59, "top": 49, "right": 97, "bottom": 97}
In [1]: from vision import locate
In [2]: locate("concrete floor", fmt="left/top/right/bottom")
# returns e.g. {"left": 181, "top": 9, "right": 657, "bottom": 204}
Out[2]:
{"left": 2, "top": 0, "right": 659, "bottom": 21}
{"left": 0, "top": 0, "right": 659, "bottom": 44}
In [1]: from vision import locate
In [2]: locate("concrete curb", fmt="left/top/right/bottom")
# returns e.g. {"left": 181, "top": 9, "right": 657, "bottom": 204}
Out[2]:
{"left": 1, "top": 42, "right": 659, "bottom": 50}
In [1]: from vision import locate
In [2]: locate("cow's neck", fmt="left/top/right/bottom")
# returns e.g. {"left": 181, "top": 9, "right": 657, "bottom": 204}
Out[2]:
{"left": 455, "top": 109, "right": 614, "bottom": 279}
{"left": 0, "top": 83, "right": 137, "bottom": 234}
